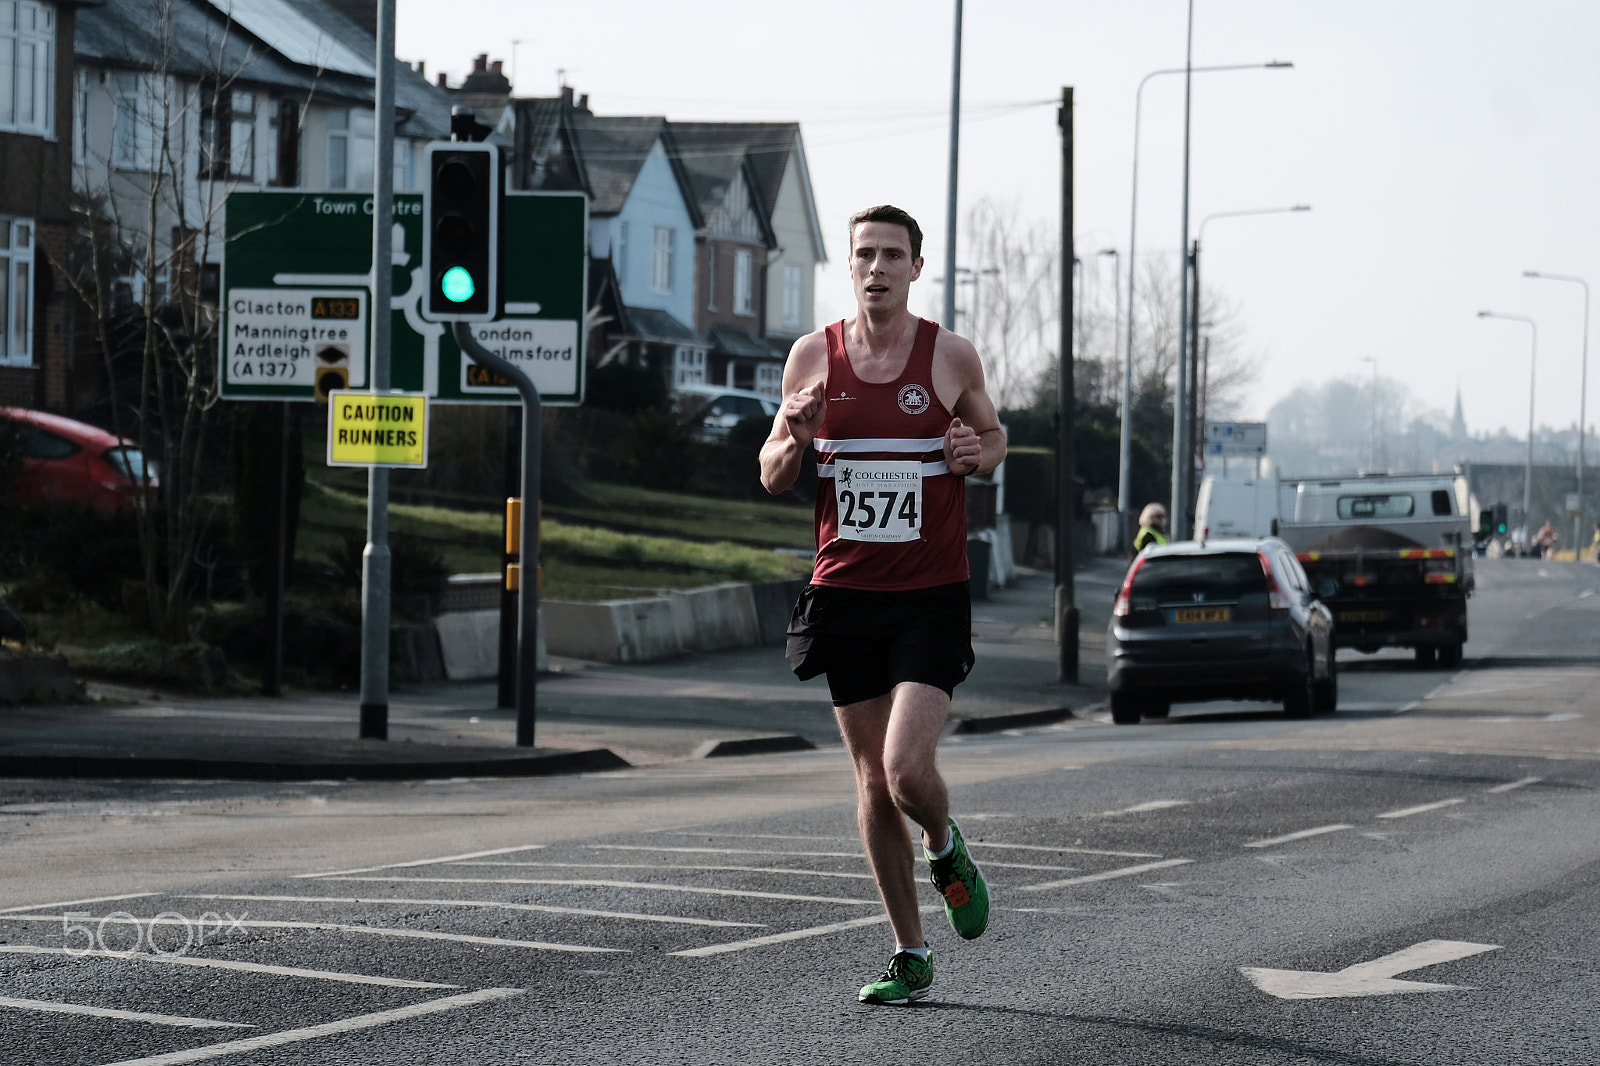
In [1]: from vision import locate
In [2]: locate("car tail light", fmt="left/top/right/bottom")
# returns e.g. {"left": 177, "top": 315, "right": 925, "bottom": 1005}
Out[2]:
{"left": 1258, "top": 552, "right": 1293, "bottom": 610}
{"left": 1112, "top": 557, "right": 1147, "bottom": 617}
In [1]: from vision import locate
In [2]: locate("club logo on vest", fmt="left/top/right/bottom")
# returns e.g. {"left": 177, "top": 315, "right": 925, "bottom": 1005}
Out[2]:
{"left": 897, "top": 383, "right": 931, "bottom": 415}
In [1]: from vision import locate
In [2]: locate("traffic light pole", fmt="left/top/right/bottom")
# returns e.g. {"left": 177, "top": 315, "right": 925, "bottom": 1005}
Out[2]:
{"left": 453, "top": 322, "right": 542, "bottom": 747}
{"left": 358, "top": 0, "right": 397, "bottom": 739}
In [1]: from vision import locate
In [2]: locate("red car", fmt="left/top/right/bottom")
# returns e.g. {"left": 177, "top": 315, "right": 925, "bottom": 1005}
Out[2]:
{"left": 0, "top": 407, "right": 158, "bottom": 512}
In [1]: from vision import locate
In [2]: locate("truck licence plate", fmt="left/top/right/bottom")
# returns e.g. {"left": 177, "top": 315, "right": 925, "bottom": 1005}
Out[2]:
{"left": 1339, "top": 608, "right": 1388, "bottom": 623}
{"left": 1174, "top": 607, "right": 1230, "bottom": 623}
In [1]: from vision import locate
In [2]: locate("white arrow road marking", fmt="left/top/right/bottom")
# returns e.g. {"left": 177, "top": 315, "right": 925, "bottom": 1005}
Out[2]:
{"left": 1243, "top": 940, "right": 1501, "bottom": 999}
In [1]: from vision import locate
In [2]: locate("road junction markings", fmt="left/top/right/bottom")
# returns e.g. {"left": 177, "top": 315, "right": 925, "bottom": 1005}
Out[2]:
{"left": 0, "top": 945, "right": 458, "bottom": 989}
{"left": 1242, "top": 940, "right": 1501, "bottom": 1000}
{"left": 296, "top": 843, "right": 546, "bottom": 878}
{"left": 0, "top": 912, "right": 622, "bottom": 954}
{"left": 96, "top": 988, "right": 525, "bottom": 1066}
{"left": 181, "top": 893, "right": 763, "bottom": 929}
{"left": 0, "top": 995, "right": 252, "bottom": 1030}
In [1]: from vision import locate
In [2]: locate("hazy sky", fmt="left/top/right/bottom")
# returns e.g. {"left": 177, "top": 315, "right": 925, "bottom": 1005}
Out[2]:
{"left": 398, "top": 1, "right": 1600, "bottom": 439}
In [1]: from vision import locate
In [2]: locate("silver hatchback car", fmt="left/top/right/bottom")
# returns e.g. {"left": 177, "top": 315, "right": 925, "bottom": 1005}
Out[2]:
{"left": 1105, "top": 537, "right": 1337, "bottom": 724}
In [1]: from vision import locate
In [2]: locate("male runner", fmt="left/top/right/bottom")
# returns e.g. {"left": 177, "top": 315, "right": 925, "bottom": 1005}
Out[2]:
{"left": 759, "top": 205, "right": 1007, "bottom": 1005}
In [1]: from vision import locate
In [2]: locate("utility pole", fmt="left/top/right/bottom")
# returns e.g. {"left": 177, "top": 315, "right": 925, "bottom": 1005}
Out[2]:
{"left": 1172, "top": 0, "right": 1196, "bottom": 539}
{"left": 942, "top": 0, "right": 963, "bottom": 330}
{"left": 1056, "top": 86, "right": 1078, "bottom": 683}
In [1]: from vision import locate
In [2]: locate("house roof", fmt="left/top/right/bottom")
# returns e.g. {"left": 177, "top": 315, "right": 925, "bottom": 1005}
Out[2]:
{"left": 624, "top": 306, "right": 703, "bottom": 347}
{"left": 667, "top": 121, "right": 825, "bottom": 262}
{"left": 565, "top": 114, "right": 701, "bottom": 222}
{"left": 76, "top": 0, "right": 456, "bottom": 140}
{"left": 708, "top": 324, "right": 784, "bottom": 362}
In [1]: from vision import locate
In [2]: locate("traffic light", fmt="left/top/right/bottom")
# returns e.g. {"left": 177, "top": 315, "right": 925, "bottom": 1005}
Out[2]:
{"left": 1492, "top": 502, "right": 1508, "bottom": 534}
{"left": 313, "top": 344, "right": 348, "bottom": 403}
{"left": 423, "top": 141, "right": 504, "bottom": 321}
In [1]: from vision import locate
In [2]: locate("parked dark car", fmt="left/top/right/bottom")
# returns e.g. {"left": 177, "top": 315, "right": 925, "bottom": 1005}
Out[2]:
{"left": 0, "top": 407, "right": 158, "bottom": 512}
{"left": 1106, "top": 537, "right": 1337, "bottom": 724}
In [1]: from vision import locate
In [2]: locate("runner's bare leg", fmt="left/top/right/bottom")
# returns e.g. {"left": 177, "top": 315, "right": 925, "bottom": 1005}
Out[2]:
{"left": 836, "top": 682, "right": 951, "bottom": 948}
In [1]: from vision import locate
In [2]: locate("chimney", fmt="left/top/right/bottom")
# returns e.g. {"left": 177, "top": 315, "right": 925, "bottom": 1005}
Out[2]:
{"left": 473, "top": 53, "right": 488, "bottom": 74}
{"left": 491, "top": 60, "right": 503, "bottom": 76}
{"left": 577, "top": 94, "right": 589, "bottom": 111}
{"left": 560, "top": 85, "right": 574, "bottom": 109}
{"left": 414, "top": 60, "right": 425, "bottom": 78}
{"left": 436, "top": 72, "right": 448, "bottom": 89}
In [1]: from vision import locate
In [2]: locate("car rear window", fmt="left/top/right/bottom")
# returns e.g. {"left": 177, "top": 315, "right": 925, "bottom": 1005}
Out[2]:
{"left": 104, "top": 446, "right": 154, "bottom": 480}
{"left": 1132, "top": 553, "right": 1268, "bottom": 602}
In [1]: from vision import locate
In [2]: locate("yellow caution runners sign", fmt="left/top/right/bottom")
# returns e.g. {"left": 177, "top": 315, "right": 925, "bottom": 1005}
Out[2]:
{"left": 327, "top": 391, "right": 429, "bottom": 468}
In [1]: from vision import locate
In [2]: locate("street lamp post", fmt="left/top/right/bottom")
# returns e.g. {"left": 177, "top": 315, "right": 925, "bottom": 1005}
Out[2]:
{"left": 1478, "top": 311, "right": 1539, "bottom": 547}
{"left": 1523, "top": 271, "right": 1589, "bottom": 560}
{"left": 1361, "top": 355, "right": 1377, "bottom": 472}
{"left": 1119, "top": 60, "right": 1292, "bottom": 546}
{"left": 1188, "top": 205, "right": 1309, "bottom": 507}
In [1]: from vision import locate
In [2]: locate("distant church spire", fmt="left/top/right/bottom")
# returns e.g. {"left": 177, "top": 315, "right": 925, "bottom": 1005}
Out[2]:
{"left": 1451, "top": 384, "right": 1468, "bottom": 443}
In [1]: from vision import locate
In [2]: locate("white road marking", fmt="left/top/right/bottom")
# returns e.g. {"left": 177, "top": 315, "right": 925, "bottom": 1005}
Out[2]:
{"left": 1486, "top": 776, "right": 1544, "bottom": 793}
{"left": 0, "top": 891, "right": 159, "bottom": 915}
{"left": 1424, "top": 682, "right": 1453, "bottom": 700}
{"left": 98, "top": 987, "right": 523, "bottom": 1066}
{"left": 0, "top": 945, "right": 456, "bottom": 988}
{"left": 453, "top": 861, "right": 874, "bottom": 880}
{"left": 671, "top": 915, "right": 891, "bottom": 957}
{"left": 1580, "top": 588, "right": 1596, "bottom": 598}
{"left": 0, "top": 995, "right": 250, "bottom": 1029}
{"left": 328, "top": 876, "right": 878, "bottom": 906}
{"left": 0, "top": 913, "right": 623, "bottom": 954}
{"left": 1397, "top": 701, "right": 1422, "bottom": 714}
{"left": 1376, "top": 798, "right": 1467, "bottom": 819}
{"left": 1243, "top": 824, "right": 1353, "bottom": 849}
{"left": 1103, "top": 800, "right": 1190, "bottom": 815}
{"left": 1243, "top": 940, "right": 1501, "bottom": 999}
{"left": 1020, "top": 858, "right": 1194, "bottom": 892}
{"left": 969, "top": 841, "right": 1161, "bottom": 858}
{"left": 586, "top": 844, "right": 863, "bottom": 859}
{"left": 1544, "top": 712, "right": 1582, "bottom": 721}
{"left": 297, "top": 844, "right": 546, "bottom": 879}
{"left": 182, "top": 894, "right": 762, "bottom": 929}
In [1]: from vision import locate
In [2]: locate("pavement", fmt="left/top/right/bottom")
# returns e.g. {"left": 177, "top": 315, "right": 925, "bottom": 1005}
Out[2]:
{"left": 0, "top": 561, "right": 1122, "bottom": 780}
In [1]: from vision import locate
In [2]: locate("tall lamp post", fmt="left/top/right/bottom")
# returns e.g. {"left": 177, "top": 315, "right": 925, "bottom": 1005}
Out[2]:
{"left": 1118, "top": 60, "right": 1293, "bottom": 546}
{"left": 1478, "top": 311, "right": 1539, "bottom": 544}
{"left": 1522, "top": 270, "right": 1589, "bottom": 559}
{"left": 1187, "top": 205, "right": 1309, "bottom": 509}
{"left": 1361, "top": 355, "right": 1378, "bottom": 472}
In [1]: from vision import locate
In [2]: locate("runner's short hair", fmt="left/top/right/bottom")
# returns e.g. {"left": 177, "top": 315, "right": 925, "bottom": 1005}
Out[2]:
{"left": 848, "top": 205, "right": 923, "bottom": 260}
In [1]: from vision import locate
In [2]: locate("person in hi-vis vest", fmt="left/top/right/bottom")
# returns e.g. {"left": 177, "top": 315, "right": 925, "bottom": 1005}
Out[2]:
{"left": 1133, "top": 502, "right": 1169, "bottom": 554}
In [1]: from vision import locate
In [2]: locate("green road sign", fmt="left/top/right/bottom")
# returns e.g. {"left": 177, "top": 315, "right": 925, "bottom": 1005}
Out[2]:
{"left": 221, "top": 190, "right": 587, "bottom": 405}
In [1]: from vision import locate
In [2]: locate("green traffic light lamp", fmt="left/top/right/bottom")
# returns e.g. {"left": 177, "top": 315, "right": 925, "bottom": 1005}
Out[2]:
{"left": 441, "top": 266, "right": 476, "bottom": 304}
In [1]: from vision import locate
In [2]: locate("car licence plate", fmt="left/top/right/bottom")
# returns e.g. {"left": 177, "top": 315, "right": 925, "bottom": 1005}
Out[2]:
{"left": 1339, "top": 608, "right": 1388, "bottom": 623}
{"left": 1174, "top": 607, "right": 1230, "bottom": 623}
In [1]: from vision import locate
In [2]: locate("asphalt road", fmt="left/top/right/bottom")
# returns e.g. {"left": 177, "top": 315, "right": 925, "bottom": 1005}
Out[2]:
{"left": 2, "top": 557, "right": 1597, "bottom": 1065}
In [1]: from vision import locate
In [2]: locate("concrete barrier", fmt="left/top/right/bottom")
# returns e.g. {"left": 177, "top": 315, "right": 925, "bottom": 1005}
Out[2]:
{"left": 434, "top": 609, "right": 548, "bottom": 680}
{"left": 538, "top": 579, "right": 806, "bottom": 664}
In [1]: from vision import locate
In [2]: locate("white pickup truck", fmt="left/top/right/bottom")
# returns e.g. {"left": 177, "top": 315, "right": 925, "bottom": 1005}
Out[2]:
{"left": 1272, "top": 473, "right": 1474, "bottom": 667}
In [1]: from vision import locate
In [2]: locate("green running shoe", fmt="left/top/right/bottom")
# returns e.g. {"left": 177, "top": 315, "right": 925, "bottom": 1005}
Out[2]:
{"left": 858, "top": 949, "right": 933, "bottom": 1005}
{"left": 926, "top": 817, "right": 990, "bottom": 939}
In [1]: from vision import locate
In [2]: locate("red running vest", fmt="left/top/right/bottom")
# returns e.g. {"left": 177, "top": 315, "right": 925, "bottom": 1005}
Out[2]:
{"left": 810, "top": 317, "right": 969, "bottom": 591}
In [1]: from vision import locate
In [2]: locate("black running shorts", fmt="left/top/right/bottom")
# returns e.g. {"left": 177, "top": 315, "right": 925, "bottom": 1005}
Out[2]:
{"left": 785, "top": 582, "right": 975, "bottom": 706}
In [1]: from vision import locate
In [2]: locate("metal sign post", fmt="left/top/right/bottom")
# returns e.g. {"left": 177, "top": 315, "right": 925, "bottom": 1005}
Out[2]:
{"left": 453, "top": 323, "right": 541, "bottom": 746}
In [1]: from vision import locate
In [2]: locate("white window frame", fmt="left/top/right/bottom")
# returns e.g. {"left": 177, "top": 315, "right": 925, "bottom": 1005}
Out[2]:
{"left": 113, "top": 72, "right": 158, "bottom": 172}
{"left": 756, "top": 363, "right": 782, "bottom": 399}
{"left": 706, "top": 247, "right": 717, "bottom": 311}
{"left": 783, "top": 263, "right": 803, "bottom": 328}
{"left": 733, "top": 248, "right": 753, "bottom": 316}
{"left": 0, "top": 215, "right": 36, "bottom": 367}
{"left": 673, "top": 345, "right": 704, "bottom": 387}
{"left": 326, "top": 108, "right": 348, "bottom": 188}
{"left": 652, "top": 226, "right": 674, "bottom": 295}
{"left": 391, "top": 138, "right": 413, "bottom": 191}
{"left": 0, "top": 0, "right": 55, "bottom": 138}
